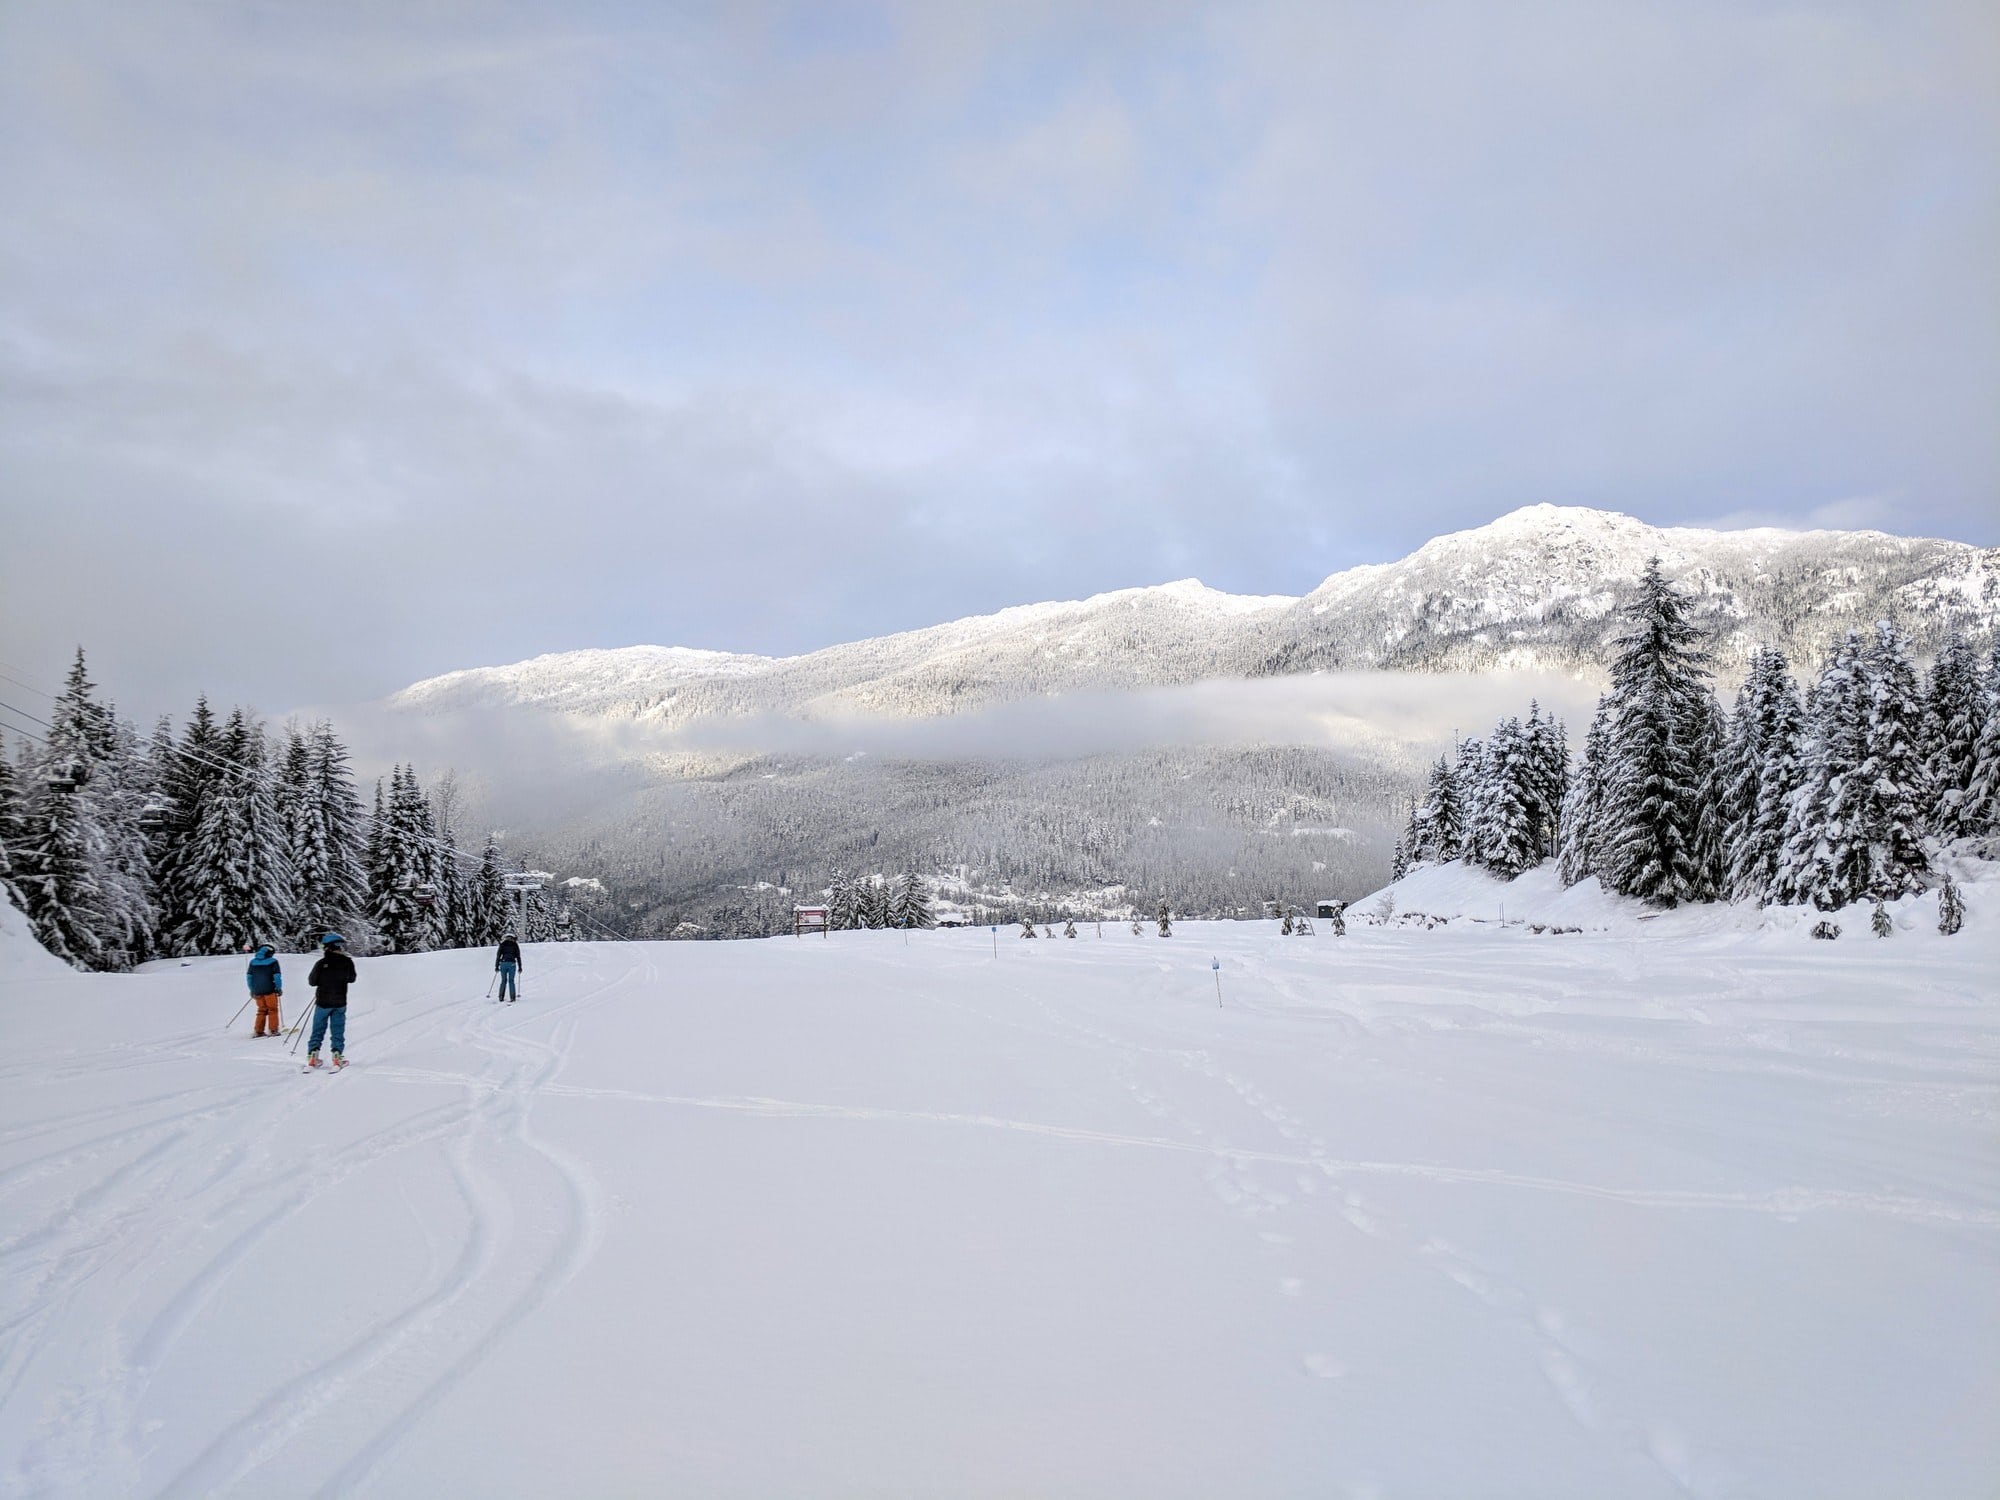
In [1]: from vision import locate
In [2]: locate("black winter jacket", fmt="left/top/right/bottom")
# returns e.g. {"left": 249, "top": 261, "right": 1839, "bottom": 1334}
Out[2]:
{"left": 495, "top": 938, "right": 523, "bottom": 970}
{"left": 308, "top": 950, "right": 358, "bottom": 1008}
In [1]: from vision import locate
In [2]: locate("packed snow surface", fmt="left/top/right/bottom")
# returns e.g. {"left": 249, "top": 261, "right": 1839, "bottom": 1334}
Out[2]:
{"left": 2, "top": 906, "right": 1996, "bottom": 1496}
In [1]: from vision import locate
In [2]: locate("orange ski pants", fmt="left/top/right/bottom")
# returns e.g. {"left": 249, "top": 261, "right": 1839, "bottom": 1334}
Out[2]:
{"left": 254, "top": 994, "right": 282, "bottom": 1036}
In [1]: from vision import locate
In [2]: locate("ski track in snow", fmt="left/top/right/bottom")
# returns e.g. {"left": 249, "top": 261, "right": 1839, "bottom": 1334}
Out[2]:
{"left": 0, "top": 959, "right": 630, "bottom": 1499}
{"left": 1, "top": 924, "right": 1996, "bottom": 1497}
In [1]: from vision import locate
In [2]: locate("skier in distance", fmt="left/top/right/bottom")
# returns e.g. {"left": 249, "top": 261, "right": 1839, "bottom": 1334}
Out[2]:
{"left": 494, "top": 932, "right": 523, "bottom": 1003}
{"left": 245, "top": 944, "right": 283, "bottom": 1037}
{"left": 306, "top": 933, "right": 358, "bottom": 1069}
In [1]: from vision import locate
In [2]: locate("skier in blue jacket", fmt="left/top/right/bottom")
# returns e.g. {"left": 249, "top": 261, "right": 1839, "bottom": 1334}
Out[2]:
{"left": 245, "top": 945, "right": 283, "bottom": 1036}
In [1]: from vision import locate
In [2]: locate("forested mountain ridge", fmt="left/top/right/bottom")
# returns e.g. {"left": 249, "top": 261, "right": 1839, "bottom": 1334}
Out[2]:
{"left": 1251, "top": 504, "right": 1998, "bottom": 677}
{"left": 363, "top": 505, "right": 1996, "bottom": 937}
{"left": 391, "top": 505, "right": 1997, "bottom": 728}
{"left": 392, "top": 578, "right": 1295, "bottom": 726}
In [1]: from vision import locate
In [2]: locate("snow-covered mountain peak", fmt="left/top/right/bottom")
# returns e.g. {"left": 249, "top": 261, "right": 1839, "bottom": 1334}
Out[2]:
{"left": 387, "top": 505, "right": 1995, "bottom": 723}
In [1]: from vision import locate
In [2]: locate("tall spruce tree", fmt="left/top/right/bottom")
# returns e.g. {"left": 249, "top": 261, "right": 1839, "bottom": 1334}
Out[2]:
{"left": 1409, "top": 755, "right": 1464, "bottom": 864}
{"left": 292, "top": 723, "right": 367, "bottom": 943}
{"left": 1685, "top": 689, "right": 1728, "bottom": 898}
{"left": 175, "top": 710, "right": 294, "bottom": 953}
{"left": 17, "top": 650, "right": 154, "bottom": 968}
{"left": 369, "top": 765, "right": 430, "bottom": 954}
{"left": 1465, "top": 718, "right": 1539, "bottom": 877}
{"left": 1924, "top": 632, "right": 1987, "bottom": 839}
{"left": 887, "top": 872, "right": 935, "bottom": 929}
{"left": 0, "top": 731, "right": 24, "bottom": 914}
{"left": 1856, "top": 621, "right": 1931, "bottom": 898}
{"left": 93, "top": 717, "right": 160, "bottom": 964}
{"left": 1558, "top": 701, "right": 1611, "bottom": 887}
{"left": 857, "top": 874, "right": 888, "bottom": 929}
{"left": 156, "top": 698, "right": 224, "bottom": 951}
{"left": 475, "top": 836, "right": 510, "bottom": 944}
{"left": 1776, "top": 632, "right": 1870, "bottom": 909}
{"left": 18, "top": 754, "right": 100, "bottom": 967}
{"left": 1718, "top": 648, "right": 1804, "bottom": 902}
{"left": 1964, "top": 647, "right": 2000, "bottom": 838}
{"left": 1522, "top": 703, "right": 1569, "bottom": 862}
{"left": 827, "top": 870, "right": 859, "bottom": 930}
{"left": 1593, "top": 560, "right": 1717, "bottom": 907}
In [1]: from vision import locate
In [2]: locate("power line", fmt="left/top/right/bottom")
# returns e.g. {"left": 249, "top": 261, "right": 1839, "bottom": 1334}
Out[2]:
{"left": 0, "top": 697, "right": 54, "bottom": 731}
{"left": 0, "top": 665, "right": 57, "bottom": 699}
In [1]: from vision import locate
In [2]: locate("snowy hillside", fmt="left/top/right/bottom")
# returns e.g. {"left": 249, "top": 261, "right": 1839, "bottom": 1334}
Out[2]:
{"left": 389, "top": 505, "right": 1996, "bottom": 726}
{"left": 1253, "top": 504, "right": 1998, "bottom": 678}
{"left": 392, "top": 577, "right": 1295, "bottom": 726}
{"left": 3, "top": 912, "right": 1996, "bottom": 1495}
{"left": 1356, "top": 852, "right": 2000, "bottom": 939}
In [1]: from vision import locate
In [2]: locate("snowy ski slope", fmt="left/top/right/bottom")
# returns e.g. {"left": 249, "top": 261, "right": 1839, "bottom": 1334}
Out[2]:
{"left": 1, "top": 891, "right": 1996, "bottom": 1497}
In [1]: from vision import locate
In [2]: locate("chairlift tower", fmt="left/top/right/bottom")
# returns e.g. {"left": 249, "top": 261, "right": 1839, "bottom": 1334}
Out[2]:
{"left": 503, "top": 871, "right": 551, "bottom": 942}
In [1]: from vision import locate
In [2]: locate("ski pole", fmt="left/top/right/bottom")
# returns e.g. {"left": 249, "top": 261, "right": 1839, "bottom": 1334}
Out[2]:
{"left": 290, "top": 1006, "right": 315, "bottom": 1055}
{"left": 226, "top": 994, "right": 254, "bottom": 1030}
{"left": 487, "top": 973, "right": 496, "bottom": 999}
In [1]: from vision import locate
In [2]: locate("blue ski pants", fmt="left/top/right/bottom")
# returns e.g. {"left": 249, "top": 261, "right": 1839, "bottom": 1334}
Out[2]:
{"left": 309, "top": 1005, "right": 346, "bottom": 1056}
{"left": 497, "top": 961, "right": 518, "bottom": 1001}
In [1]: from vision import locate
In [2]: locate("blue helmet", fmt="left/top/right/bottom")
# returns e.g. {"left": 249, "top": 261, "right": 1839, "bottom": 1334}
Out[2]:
{"left": 320, "top": 932, "right": 346, "bottom": 947}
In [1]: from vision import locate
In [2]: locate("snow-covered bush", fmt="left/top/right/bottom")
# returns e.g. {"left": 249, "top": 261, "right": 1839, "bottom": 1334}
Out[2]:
{"left": 1938, "top": 878, "right": 1965, "bottom": 936}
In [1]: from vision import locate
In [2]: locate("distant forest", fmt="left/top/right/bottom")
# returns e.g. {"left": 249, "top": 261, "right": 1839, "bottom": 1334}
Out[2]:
{"left": 517, "top": 745, "right": 1412, "bottom": 938}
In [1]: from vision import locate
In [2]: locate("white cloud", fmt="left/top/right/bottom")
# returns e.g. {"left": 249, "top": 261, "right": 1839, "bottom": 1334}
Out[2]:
{"left": 1, "top": 0, "right": 1992, "bottom": 720}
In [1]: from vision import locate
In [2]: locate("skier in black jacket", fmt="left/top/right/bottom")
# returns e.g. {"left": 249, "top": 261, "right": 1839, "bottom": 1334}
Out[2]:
{"left": 305, "top": 933, "right": 358, "bottom": 1068}
{"left": 494, "top": 933, "right": 523, "bottom": 1003}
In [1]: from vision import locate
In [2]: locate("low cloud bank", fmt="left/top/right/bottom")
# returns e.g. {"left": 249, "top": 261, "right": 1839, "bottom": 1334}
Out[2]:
{"left": 324, "top": 669, "right": 1603, "bottom": 824}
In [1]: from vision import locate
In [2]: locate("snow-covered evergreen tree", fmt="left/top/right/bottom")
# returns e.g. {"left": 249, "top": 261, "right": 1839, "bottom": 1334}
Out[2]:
{"left": 18, "top": 757, "right": 100, "bottom": 967}
{"left": 406, "top": 769, "right": 448, "bottom": 950}
{"left": 1856, "top": 621, "right": 1931, "bottom": 899}
{"left": 1938, "top": 876, "right": 1964, "bottom": 935}
{"left": 93, "top": 717, "right": 160, "bottom": 964}
{"left": 1717, "top": 648, "right": 1804, "bottom": 902}
{"left": 522, "top": 881, "right": 555, "bottom": 942}
{"left": 1936, "top": 876, "right": 1968, "bottom": 936}
{"left": 891, "top": 872, "right": 934, "bottom": 929}
{"left": 827, "top": 870, "right": 859, "bottom": 931}
{"left": 0, "top": 731, "right": 24, "bottom": 914}
{"left": 1775, "top": 632, "right": 1870, "bottom": 909}
{"left": 1950, "top": 645, "right": 2000, "bottom": 841}
{"left": 369, "top": 766, "right": 429, "bottom": 954}
{"left": 16, "top": 651, "right": 155, "bottom": 968}
{"left": 1558, "top": 702, "right": 1610, "bottom": 887}
{"left": 291, "top": 723, "right": 367, "bottom": 943}
{"left": 1452, "top": 736, "right": 1485, "bottom": 861}
{"left": 154, "top": 696, "right": 225, "bottom": 950}
{"left": 1522, "top": 702, "right": 1569, "bottom": 862}
{"left": 475, "top": 837, "right": 509, "bottom": 944}
{"left": 1593, "top": 561, "right": 1718, "bottom": 906}
{"left": 856, "top": 874, "right": 888, "bottom": 929}
{"left": 1464, "top": 718, "right": 1539, "bottom": 878}
{"left": 174, "top": 710, "right": 294, "bottom": 954}
{"left": 1408, "top": 755, "right": 1464, "bottom": 864}
{"left": 1924, "top": 632, "right": 1987, "bottom": 838}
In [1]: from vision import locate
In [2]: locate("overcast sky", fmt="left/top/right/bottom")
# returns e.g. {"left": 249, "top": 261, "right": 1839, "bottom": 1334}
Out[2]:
{"left": 2, "top": 0, "right": 1994, "bottom": 723}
